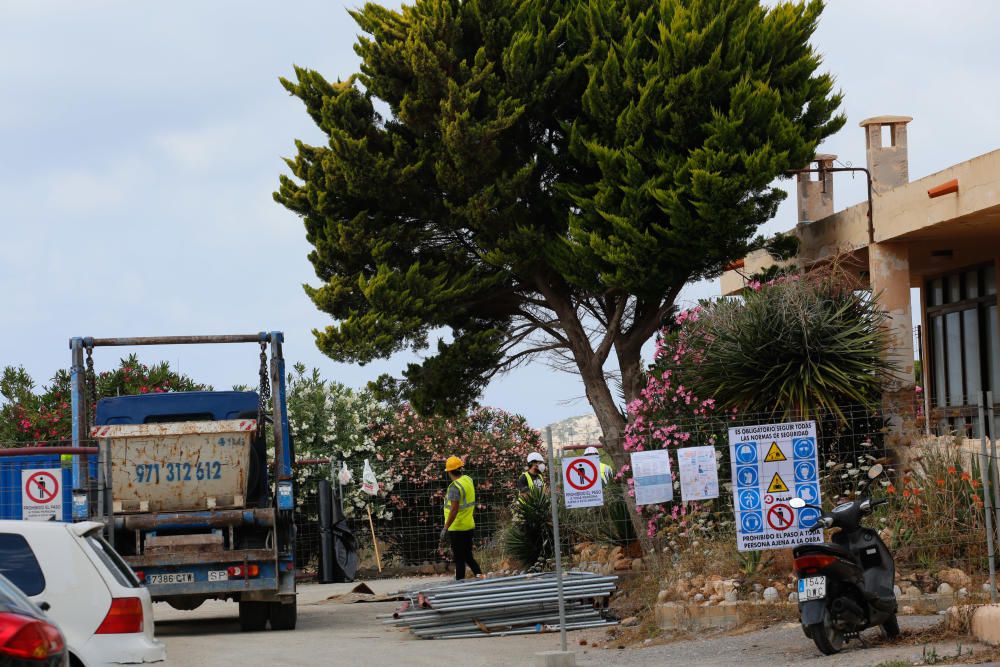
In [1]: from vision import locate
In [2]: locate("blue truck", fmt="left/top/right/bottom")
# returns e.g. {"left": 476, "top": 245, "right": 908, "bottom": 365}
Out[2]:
{"left": 69, "top": 333, "right": 297, "bottom": 631}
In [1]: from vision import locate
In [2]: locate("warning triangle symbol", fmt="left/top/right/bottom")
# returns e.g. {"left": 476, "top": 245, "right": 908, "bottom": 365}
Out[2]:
{"left": 767, "top": 472, "right": 789, "bottom": 494}
{"left": 764, "top": 442, "right": 786, "bottom": 462}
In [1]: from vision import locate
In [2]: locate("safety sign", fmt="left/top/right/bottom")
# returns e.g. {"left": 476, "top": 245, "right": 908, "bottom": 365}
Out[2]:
{"left": 677, "top": 446, "right": 719, "bottom": 502}
{"left": 629, "top": 450, "right": 673, "bottom": 506}
{"left": 22, "top": 469, "right": 63, "bottom": 521}
{"left": 562, "top": 456, "right": 604, "bottom": 509}
{"left": 729, "top": 421, "right": 822, "bottom": 551}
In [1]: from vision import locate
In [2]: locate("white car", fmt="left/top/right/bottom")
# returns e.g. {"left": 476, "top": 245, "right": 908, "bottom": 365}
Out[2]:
{"left": 0, "top": 520, "right": 166, "bottom": 666}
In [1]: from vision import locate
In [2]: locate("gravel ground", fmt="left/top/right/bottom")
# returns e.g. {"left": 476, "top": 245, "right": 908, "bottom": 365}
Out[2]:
{"left": 154, "top": 580, "right": 991, "bottom": 666}
{"left": 576, "top": 616, "right": 987, "bottom": 667}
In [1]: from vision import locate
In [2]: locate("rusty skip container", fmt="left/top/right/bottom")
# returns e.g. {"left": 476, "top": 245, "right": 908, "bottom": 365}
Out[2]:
{"left": 90, "top": 420, "right": 257, "bottom": 513}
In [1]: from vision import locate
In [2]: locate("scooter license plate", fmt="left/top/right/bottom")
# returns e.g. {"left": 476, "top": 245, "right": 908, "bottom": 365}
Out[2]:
{"left": 798, "top": 576, "right": 826, "bottom": 601}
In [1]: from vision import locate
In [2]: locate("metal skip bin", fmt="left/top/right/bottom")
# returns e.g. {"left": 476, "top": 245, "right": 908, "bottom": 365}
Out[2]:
{"left": 90, "top": 420, "right": 256, "bottom": 513}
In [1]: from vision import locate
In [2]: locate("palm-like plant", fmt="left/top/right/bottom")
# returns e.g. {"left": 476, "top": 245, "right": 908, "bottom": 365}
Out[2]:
{"left": 676, "top": 269, "right": 890, "bottom": 421}
{"left": 504, "top": 487, "right": 555, "bottom": 567}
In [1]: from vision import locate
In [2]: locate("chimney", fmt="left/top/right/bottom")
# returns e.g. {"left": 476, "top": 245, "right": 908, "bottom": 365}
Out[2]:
{"left": 860, "top": 115, "right": 912, "bottom": 191}
{"left": 796, "top": 153, "right": 836, "bottom": 224}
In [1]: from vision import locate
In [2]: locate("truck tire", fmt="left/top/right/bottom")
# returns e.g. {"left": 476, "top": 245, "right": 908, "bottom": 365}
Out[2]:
{"left": 238, "top": 601, "right": 269, "bottom": 632}
{"left": 269, "top": 598, "right": 297, "bottom": 631}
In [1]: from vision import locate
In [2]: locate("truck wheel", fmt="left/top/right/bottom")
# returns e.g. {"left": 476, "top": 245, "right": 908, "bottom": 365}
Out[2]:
{"left": 238, "top": 601, "right": 269, "bottom": 632}
{"left": 269, "top": 598, "right": 297, "bottom": 631}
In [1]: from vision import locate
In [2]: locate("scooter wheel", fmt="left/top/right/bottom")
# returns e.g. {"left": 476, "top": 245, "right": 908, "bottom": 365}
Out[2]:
{"left": 808, "top": 610, "right": 844, "bottom": 655}
{"left": 881, "top": 614, "right": 900, "bottom": 639}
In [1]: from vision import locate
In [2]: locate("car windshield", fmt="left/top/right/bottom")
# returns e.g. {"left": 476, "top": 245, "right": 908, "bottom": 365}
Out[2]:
{"left": 0, "top": 574, "right": 43, "bottom": 619}
{"left": 83, "top": 534, "right": 140, "bottom": 588}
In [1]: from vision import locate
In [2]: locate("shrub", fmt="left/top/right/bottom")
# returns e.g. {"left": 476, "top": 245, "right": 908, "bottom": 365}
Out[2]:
{"left": 370, "top": 405, "right": 541, "bottom": 564}
{"left": 504, "top": 486, "right": 554, "bottom": 567}
{"left": 668, "top": 269, "right": 890, "bottom": 422}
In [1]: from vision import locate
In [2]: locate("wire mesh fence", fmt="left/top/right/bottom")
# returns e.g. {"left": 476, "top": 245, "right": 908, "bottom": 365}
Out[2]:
{"left": 292, "top": 402, "right": 1000, "bottom": 604}
{"left": 3, "top": 399, "right": 998, "bottom": 606}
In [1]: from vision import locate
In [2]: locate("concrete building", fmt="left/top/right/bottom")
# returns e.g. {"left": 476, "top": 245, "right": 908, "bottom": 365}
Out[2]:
{"left": 720, "top": 116, "right": 1000, "bottom": 437}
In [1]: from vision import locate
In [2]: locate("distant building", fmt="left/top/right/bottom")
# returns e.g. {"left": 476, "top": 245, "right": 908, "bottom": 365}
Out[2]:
{"left": 720, "top": 116, "right": 999, "bottom": 437}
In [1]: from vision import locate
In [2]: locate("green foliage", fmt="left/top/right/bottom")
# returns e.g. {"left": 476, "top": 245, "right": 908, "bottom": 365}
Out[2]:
{"left": 504, "top": 486, "right": 555, "bottom": 567}
{"left": 275, "top": 0, "right": 845, "bottom": 421}
{"left": 671, "top": 270, "right": 890, "bottom": 421}
{"left": 0, "top": 355, "right": 207, "bottom": 444}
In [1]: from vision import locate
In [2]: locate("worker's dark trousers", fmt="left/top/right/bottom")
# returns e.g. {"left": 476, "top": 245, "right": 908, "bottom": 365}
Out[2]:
{"left": 449, "top": 529, "right": 481, "bottom": 580}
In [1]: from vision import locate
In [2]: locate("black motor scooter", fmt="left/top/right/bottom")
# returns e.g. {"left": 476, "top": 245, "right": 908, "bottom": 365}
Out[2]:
{"left": 790, "top": 463, "right": 898, "bottom": 655}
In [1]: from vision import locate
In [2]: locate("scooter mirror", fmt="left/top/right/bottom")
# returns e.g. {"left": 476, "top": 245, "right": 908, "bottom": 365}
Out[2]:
{"left": 789, "top": 497, "right": 807, "bottom": 509}
{"left": 867, "top": 463, "right": 884, "bottom": 480}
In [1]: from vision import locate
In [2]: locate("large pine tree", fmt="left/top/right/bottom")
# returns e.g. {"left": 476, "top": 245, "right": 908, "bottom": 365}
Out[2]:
{"left": 275, "top": 0, "right": 843, "bottom": 468}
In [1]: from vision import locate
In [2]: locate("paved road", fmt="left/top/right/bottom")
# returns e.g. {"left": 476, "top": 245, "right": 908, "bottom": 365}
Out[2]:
{"left": 155, "top": 580, "right": 988, "bottom": 666}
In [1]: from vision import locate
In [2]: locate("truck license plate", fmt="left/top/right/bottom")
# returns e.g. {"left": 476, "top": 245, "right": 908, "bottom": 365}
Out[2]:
{"left": 147, "top": 572, "right": 194, "bottom": 585}
{"left": 798, "top": 576, "right": 826, "bottom": 601}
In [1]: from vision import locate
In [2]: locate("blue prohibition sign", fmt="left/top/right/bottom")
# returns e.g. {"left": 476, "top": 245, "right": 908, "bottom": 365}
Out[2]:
{"left": 793, "top": 437, "right": 816, "bottom": 459}
{"left": 741, "top": 512, "right": 764, "bottom": 533}
{"left": 736, "top": 465, "right": 758, "bottom": 488}
{"left": 795, "top": 483, "right": 820, "bottom": 504}
{"left": 738, "top": 488, "right": 761, "bottom": 510}
{"left": 735, "top": 442, "right": 758, "bottom": 464}
{"left": 794, "top": 460, "right": 817, "bottom": 482}
{"left": 797, "top": 507, "right": 820, "bottom": 529}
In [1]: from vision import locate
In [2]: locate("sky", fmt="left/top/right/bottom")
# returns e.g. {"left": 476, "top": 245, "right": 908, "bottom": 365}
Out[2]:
{"left": 2, "top": 1, "right": 999, "bottom": 429}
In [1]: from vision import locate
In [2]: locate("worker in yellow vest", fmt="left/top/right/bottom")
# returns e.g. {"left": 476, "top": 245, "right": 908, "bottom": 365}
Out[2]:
{"left": 584, "top": 446, "right": 614, "bottom": 484}
{"left": 440, "top": 455, "right": 482, "bottom": 580}
{"left": 517, "top": 452, "right": 546, "bottom": 498}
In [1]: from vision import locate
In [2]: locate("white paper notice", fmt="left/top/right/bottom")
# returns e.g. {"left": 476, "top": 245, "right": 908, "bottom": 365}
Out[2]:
{"left": 677, "top": 446, "right": 719, "bottom": 502}
{"left": 630, "top": 450, "right": 673, "bottom": 506}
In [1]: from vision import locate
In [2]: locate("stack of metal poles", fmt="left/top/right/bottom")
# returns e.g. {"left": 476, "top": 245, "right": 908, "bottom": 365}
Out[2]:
{"left": 383, "top": 571, "right": 618, "bottom": 639}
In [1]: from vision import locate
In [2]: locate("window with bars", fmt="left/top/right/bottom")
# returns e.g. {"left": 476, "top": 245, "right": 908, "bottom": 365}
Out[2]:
{"left": 925, "top": 262, "right": 999, "bottom": 437}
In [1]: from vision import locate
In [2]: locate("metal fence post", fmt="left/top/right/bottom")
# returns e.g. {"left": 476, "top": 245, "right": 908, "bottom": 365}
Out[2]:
{"left": 978, "top": 393, "right": 997, "bottom": 603}
{"left": 546, "top": 426, "right": 567, "bottom": 653}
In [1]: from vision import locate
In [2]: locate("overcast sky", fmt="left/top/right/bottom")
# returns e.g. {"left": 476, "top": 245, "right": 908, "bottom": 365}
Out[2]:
{"left": 2, "top": 1, "right": 998, "bottom": 429}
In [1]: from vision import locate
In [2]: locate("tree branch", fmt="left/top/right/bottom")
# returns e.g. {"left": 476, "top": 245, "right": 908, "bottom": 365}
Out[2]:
{"left": 593, "top": 294, "right": 627, "bottom": 366}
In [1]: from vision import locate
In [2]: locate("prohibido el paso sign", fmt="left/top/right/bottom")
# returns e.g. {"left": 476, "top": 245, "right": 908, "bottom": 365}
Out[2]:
{"left": 729, "top": 421, "right": 823, "bottom": 552}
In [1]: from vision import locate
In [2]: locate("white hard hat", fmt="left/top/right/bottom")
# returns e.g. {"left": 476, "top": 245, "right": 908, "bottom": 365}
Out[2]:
{"left": 584, "top": 446, "right": 599, "bottom": 456}
{"left": 527, "top": 452, "right": 545, "bottom": 464}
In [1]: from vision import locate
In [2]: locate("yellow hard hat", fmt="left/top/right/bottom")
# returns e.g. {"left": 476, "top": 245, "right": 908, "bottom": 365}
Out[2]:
{"left": 445, "top": 455, "right": 464, "bottom": 472}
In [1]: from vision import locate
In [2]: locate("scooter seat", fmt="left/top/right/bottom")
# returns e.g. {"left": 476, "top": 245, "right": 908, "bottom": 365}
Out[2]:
{"left": 793, "top": 542, "right": 859, "bottom": 565}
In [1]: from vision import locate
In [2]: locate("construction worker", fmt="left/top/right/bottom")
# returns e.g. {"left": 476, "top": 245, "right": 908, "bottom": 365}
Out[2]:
{"left": 585, "top": 446, "right": 614, "bottom": 484}
{"left": 440, "top": 455, "right": 482, "bottom": 580}
{"left": 517, "top": 452, "right": 546, "bottom": 497}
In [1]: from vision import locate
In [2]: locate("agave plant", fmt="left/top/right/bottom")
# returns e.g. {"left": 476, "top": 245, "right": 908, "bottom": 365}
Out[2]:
{"left": 678, "top": 269, "right": 890, "bottom": 422}
{"left": 503, "top": 486, "right": 555, "bottom": 566}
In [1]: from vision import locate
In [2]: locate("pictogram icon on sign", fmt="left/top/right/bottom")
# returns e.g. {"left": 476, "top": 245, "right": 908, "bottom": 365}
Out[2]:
{"left": 565, "top": 458, "right": 599, "bottom": 491}
{"left": 735, "top": 443, "right": 757, "bottom": 464}
{"left": 794, "top": 460, "right": 817, "bottom": 482}
{"left": 767, "top": 472, "right": 789, "bottom": 494}
{"left": 793, "top": 437, "right": 815, "bottom": 458}
{"left": 24, "top": 471, "right": 59, "bottom": 504}
{"left": 738, "top": 488, "right": 761, "bottom": 510}
{"left": 741, "top": 512, "right": 763, "bottom": 533}
{"left": 795, "top": 483, "right": 819, "bottom": 504}
{"left": 767, "top": 503, "right": 794, "bottom": 531}
{"left": 735, "top": 465, "right": 758, "bottom": 487}
{"left": 763, "top": 442, "right": 786, "bottom": 462}
{"left": 797, "top": 507, "right": 820, "bottom": 529}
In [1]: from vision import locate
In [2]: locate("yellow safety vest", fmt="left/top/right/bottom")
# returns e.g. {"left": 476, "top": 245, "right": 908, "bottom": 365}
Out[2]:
{"left": 444, "top": 475, "right": 476, "bottom": 532}
{"left": 521, "top": 471, "right": 544, "bottom": 491}
{"left": 600, "top": 463, "right": 613, "bottom": 483}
